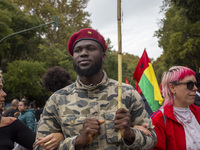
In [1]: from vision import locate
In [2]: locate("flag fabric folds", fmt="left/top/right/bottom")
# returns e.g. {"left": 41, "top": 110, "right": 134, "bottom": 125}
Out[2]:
{"left": 135, "top": 81, "right": 142, "bottom": 95}
{"left": 133, "top": 49, "right": 163, "bottom": 112}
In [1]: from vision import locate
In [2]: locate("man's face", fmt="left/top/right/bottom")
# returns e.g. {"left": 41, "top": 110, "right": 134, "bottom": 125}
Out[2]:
{"left": 73, "top": 40, "right": 106, "bottom": 77}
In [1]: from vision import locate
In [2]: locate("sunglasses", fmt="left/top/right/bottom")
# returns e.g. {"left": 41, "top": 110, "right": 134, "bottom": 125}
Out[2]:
{"left": 171, "top": 81, "right": 199, "bottom": 90}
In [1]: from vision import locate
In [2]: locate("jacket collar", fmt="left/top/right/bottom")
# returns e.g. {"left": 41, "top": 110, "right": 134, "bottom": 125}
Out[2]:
{"left": 164, "top": 104, "right": 178, "bottom": 122}
{"left": 164, "top": 104, "right": 200, "bottom": 124}
{"left": 21, "top": 108, "right": 34, "bottom": 114}
{"left": 75, "top": 70, "right": 109, "bottom": 91}
{"left": 189, "top": 104, "right": 200, "bottom": 124}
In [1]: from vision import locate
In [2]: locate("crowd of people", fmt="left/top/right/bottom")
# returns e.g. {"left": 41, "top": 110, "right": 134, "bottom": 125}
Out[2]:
{"left": 0, "top": 28, "right": 199, "bottom": 150}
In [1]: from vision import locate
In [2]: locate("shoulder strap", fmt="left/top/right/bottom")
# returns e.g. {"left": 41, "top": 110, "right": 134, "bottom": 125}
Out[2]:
{"left": 160, "top": 108, "right": 167, "bottom": 148}
{"left": 160, "top": 108, "right": 166, "bottom": 128}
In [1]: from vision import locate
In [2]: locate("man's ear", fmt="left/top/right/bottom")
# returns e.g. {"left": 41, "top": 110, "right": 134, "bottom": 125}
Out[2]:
{"left": 102, "top": 53, "right": 106, "bottom": 62}
{"left": 169, "top": 83, "right": 176, "bottom": 93}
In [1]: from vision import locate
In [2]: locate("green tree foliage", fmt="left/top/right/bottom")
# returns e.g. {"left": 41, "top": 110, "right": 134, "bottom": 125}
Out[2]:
{"left": 122, "top": 52, "right": 140, "bottom": 83}
{"left": 8, "top": 0, "right": 91, "bottom": 45}
{"left": 103, "top": 39, "right": 117, "bottom": 80}
{"left": 1, "top": 0, "right": 143, "bottom": 105}
{"left": 103, "top": 50, "right": 132, "bottom": 83}
{"left": 4, "top": 60, "right": 45, "bottom": 101}
{"left": 103, "top": 50, "right": 118, "bottom": 80}
{"left": 103, "top": 39, "right": 136, "bottom": 84}
{"left": 6, "top": 0, "right": 92, "bottom": 80}
{"left": 171, "top": 0, "right": 200, "bottom": 23}
{"left": 1, "top": 0, "right": 91, "bottom": 103}
{"left": 35, "top": 42, "right": 77, "bottom": 81}
{"left": 152, "top": 54, "right": 166, "bottom": 84}
{"left": 155, "top": 0, "right": 200, "bottom": 71}
{"left": 0, "top": 0, "right": 45, "bottom": 70}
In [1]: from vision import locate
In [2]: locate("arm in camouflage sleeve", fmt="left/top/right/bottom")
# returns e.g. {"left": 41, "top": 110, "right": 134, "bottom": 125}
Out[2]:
{"left": 122, "top": 89, "right": 157, "bottom": 149}
{"left": 33, "top": 94, "right": 78, "bottom": 150}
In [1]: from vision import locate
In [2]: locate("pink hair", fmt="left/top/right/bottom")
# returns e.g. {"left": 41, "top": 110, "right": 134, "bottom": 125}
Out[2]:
{"left": 162, "top": 66, "right": 195, "bottom": 106}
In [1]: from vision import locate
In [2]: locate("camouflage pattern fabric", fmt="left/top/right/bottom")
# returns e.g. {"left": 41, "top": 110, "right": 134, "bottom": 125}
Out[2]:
{"left": 34, "top": 71, "right": 157, "bottom": 150}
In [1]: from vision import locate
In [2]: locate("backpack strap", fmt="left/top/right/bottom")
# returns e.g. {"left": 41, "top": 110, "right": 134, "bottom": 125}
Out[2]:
{"left": 160, "top": 108, "right": 167, "bottom": 148}
{"left": 151, "top": 108, "right": 167, "bottom": 148}
{"left": 160, "top": 108, "right": 166, "bottom": 128}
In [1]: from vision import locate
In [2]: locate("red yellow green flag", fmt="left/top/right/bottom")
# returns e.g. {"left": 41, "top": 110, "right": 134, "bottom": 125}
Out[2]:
{"left": 133, "top": 49, "right": 163, "bottom": 112}
{"left": 135, "top": 81, "right": 142, "bottom": 95}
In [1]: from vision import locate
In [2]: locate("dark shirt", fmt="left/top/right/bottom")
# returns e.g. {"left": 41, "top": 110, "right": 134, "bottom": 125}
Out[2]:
{"left": 142, "top": 96, "right": 153, "bottom": 116}
{"left": 194, "top": 94, "right": 200, "bottom": 106}
{"left": 0, "top": 119, "right": 36, "bottom": 150}
{"left": 35, "top": 108, "right": 43, "bottom": 122}
{"left": 3, "top": 108, "right": 18, "bottom": 117}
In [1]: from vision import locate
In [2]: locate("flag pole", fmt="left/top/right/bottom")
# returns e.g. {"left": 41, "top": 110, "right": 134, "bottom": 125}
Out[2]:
{"left": 117, "top": 0, "right": 122, "bottom": 141}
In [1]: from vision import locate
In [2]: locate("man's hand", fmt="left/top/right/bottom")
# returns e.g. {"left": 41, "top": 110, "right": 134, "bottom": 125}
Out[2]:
{"left": 36, "top": 133, "right": 64, "bottom": 150}
{"left": 75, "top": 119, "right": 104, "bottom": 150}
{"left": 133, "top": 124, "right": 151, "bottom": 136}
{"left": 115, "top": 108, "right": 135, "bottom": 143}
{"left": 14, "top": 112, "right": 20, "bottom": 118}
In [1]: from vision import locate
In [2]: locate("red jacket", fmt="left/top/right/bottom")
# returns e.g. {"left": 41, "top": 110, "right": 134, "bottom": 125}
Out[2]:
{"left": 151, "top": 104, "right": 200, "bottom": 150}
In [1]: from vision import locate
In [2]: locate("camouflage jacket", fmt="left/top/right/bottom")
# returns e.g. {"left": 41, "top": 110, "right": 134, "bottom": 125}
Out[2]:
{"left": 34, "top": 71, "right": 157, "bottom": 150}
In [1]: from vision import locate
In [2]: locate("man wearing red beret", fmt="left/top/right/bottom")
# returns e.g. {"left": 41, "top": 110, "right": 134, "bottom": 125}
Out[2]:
{"left": 34, "top": 28, "right": 157, "bottom": 150}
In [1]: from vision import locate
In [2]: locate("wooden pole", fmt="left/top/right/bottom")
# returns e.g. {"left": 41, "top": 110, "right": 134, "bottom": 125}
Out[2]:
{"left": 117, "top": 0, "right": 122, "bottom": 141}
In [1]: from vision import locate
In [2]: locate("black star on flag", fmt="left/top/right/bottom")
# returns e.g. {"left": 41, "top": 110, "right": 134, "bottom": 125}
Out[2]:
{"left": 140, "top": 62, "right": 144, "bottom": 71}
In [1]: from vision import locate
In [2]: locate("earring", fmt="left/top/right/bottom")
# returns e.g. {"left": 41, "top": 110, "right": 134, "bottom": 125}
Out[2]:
{"left": 173, "top": 93, "right": 176, "bottom": 100}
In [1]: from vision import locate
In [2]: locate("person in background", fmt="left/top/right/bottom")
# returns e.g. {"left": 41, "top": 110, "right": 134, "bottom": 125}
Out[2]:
{"left": 29, "top": 101, "right": 41, "bottom": 123}
{"left": 151, "top": 66, "right": 200, "bottom": 149}
{"left": 32, "top": 66, "right": 73, "bottom": 149}
{"left": 3, "top": 98, "right": 19, "bottom": 117}
{"left": 0, "top": 104, "right": 3, "bottom": 115}
{"left": 18, "top": 100, "right": 35, "bottom": 131}
{"left": 35, "top": 107, "right": 43, "bottom": 123}
{"left": 1, "top": 106, "right": 6, "bottom": 115}
{"left": 194, "top": 72, "right": 200, "bottom": 106}
{"left": 0, "top": 73, "right": 64, "bottom": 150}
{"left": 29, "top": 101, "right": 36, "bottom": 109}
{"left": 42, "top": 66, "right": 72, "bottom": 93}
{"left": 0, "top": 72, "right": 36, "bottom": 150}
{"left": 34, "top": 28, "right": 156, "bottom": 150}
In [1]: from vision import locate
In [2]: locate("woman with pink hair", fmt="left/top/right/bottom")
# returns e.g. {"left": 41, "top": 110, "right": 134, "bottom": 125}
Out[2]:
{"left": 151, "top": 66, "right": 200, "bottom": 150}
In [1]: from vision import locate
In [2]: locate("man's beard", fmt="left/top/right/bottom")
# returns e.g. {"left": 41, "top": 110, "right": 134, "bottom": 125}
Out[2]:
{"left": 73, "top": 58, "right": 103, "bottom": 77}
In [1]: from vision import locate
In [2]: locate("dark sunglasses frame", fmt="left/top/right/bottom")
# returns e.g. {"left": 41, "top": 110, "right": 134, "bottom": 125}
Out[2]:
{"left": 171, "top": 81, "right": 199, "bottom": 90}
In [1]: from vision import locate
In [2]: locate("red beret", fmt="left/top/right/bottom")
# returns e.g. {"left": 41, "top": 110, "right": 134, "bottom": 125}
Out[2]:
{"left": 67, "top": 28, "right": 107, "bottom": 56}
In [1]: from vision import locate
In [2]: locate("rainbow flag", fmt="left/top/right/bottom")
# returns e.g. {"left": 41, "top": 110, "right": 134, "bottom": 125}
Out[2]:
{"left": 133, "top": 49, "right": 163, "bottom": 112}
